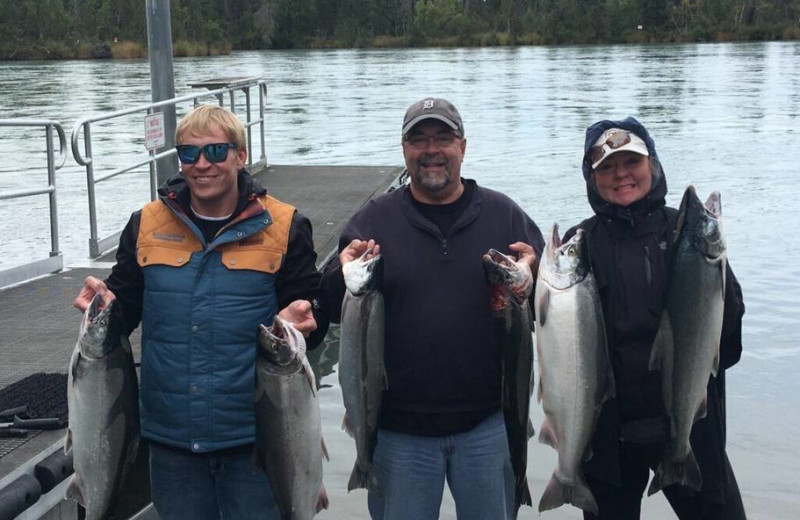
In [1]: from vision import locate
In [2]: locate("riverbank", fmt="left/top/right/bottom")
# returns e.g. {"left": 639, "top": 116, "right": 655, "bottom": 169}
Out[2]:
{"left": 0, "top": 39, "right": 232, "bottom": 61}
{"left": 2, "top": 26, "right": 798, "bottom": 61}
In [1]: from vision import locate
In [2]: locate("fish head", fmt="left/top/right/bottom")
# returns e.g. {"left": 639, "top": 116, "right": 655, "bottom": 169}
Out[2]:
{"left": 257, "top": 316, "right": 307, "bottom": 375}
{"left": 482, "top": 249, "right": 533, "bottom": 307}
{"left": 77, "top": 294, "right": 120, "bottom": 359}
{"left": 343, "top": 249, "right": 383, "bottom": 296}
{"left": 676, "top": 186, "right": 725, "bottom": 259}
{"left": 539, "top": 223, "right": 590, "bottom": 289}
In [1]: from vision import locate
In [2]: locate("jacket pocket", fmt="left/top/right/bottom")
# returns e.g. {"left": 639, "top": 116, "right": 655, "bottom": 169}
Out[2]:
{"left": 220, "top": 246, "right": 283, "bottom": 274}
{"left": 137, "top": 243, "right": 195, "bottom": 268}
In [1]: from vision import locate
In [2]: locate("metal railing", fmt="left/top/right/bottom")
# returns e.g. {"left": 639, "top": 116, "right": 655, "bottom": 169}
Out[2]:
{"left": 71, "top": 78, "right": 268, "bottom": 259}
{"left": 0, "top": 120, "right": 67, "bottom": 289}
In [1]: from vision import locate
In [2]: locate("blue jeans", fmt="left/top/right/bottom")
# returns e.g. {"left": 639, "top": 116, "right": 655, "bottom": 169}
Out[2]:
{"left": 367, "top": 411, "right": 516, "bottom": 520}
{"left": 149, "top": 442, "right": 280, "bottom": 520}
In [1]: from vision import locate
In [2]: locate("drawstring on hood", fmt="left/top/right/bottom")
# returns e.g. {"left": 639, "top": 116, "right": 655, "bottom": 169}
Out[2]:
{"left": 582, "top": 117, "right": 667, "bottom": 222}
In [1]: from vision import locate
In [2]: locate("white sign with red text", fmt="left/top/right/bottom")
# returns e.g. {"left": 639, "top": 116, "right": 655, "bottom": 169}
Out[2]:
{"left": 144, "top": 112, "right": 166, "bottom": 151}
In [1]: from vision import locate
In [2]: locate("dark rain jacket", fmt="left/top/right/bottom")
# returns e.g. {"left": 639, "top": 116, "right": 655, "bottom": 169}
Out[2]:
{"left": 106, "top": 169, "right": 329, "bottom": 452}
{"left": 564, "top": 117, "right": 744, "bottom": 504}
{"left": 321, "top": 179, "right": 544, "bottom": 433}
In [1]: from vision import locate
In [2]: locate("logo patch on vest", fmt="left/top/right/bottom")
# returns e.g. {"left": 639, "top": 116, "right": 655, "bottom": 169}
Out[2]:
{"left": 153, "top": 232, "right": 185, "bottom": 243}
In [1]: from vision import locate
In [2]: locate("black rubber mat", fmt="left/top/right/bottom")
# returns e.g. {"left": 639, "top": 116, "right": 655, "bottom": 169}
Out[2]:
{"left": 0, "top": 373, "right": 68, "bottom": 458}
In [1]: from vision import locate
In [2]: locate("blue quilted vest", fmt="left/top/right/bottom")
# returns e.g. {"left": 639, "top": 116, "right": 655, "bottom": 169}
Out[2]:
{"left": 136, "top": 194, "right": 295, "bottom": 452}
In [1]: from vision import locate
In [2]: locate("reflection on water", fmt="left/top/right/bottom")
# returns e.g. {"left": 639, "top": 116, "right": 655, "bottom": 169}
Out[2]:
{"left": 2, "top": 42, "right": 800, "bottom": 519}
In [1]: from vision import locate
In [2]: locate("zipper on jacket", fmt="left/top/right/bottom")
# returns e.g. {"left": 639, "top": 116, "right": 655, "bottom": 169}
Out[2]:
{"left": 643, "top": 245, "right": 652, "bottom": 288}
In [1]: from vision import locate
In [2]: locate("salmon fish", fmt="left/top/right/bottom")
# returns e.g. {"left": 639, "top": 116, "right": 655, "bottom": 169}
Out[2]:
{"left": 534, "top": 224, "right": 614, "bottom": 515}
{"left": 483, "top": 248, "right": 535, "bottom": 513}
{"left": 648, "top": 186, "right": 726, "bottom": 496}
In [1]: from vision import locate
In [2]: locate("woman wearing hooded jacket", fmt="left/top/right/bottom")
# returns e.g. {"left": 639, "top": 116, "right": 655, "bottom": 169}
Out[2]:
{"left": 563, "top": 117, "right": 746, "bottom": 519}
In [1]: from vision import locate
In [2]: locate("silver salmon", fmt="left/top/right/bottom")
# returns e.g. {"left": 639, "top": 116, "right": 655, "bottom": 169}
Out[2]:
{"left": 339, "top": 250, "right": 385, "bottom": 493}
{"left": 482, "top": 248, "right": 535, "bottom": 513}
{"left": 647, "top": 186, "right": 726, "bottom": 496}
{"left": 65, "top": 294, "right": 140, "bottom": 520}
{"left": 255, "top": 316, "right": 329, "bottom": 519}
{"left": 534, "top": 224, "right": 614, "bottom": 515}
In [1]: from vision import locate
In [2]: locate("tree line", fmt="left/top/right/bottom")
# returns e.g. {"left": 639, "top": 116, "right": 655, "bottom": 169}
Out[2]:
{"left": 1, "top": 0, "right": 798, "bottom": 59}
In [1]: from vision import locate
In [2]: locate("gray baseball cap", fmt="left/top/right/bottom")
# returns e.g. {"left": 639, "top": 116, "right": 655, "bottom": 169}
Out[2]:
{"left": 402, "top": 98, "right": 464, "bottom": 138}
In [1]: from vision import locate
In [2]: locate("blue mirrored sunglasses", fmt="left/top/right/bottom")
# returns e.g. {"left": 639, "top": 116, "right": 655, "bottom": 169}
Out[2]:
{"left": 175, "top": 143, "right": 236, "bottom": 164}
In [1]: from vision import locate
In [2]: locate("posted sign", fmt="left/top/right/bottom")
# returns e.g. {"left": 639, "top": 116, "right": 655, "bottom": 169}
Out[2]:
{"left": 144, "top": 112, "right": 166, "bottom": 151}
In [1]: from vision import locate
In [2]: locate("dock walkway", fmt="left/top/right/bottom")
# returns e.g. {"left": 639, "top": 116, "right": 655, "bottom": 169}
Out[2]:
{"left": 0, "top": 163, "right": 404, "bottom": 518}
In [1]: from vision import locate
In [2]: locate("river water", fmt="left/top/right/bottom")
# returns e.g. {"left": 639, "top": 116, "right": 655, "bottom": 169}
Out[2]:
{"left": 1, "top": 42, "right": 799, "bottom": 519}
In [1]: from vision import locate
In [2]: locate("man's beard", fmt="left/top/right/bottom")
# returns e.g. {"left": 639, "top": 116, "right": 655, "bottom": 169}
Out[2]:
{"left": 414, "top": 168, "right": 450, "bottom": 193}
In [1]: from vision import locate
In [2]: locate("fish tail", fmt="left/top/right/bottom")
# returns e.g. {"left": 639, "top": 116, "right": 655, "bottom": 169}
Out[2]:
{"left": 538, "top": 473, "right": 598, "bottom": 515}
{"left": 64, "top": 475, "right": 87, "bottom": 507}
{"left": 347, "top": 461, "right": 378, "bottom": 493}
{"left": 648, "top": 449, "right": 702, "bottom": 496}
{"left": 315, "top": 483, "right": 330, "bottom": 513}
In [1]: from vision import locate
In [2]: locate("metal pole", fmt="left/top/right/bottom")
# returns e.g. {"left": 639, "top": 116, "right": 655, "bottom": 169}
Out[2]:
{"left": 45, "top": 125, "right": 60, "bottom": 257}
{"left": 146, "top": 0, "right": 177, "bottom": 187}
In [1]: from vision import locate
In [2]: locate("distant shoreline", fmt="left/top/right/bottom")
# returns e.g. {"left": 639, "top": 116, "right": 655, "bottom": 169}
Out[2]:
{"left": 2, "top": 31, "right": 798, "bottom": 61}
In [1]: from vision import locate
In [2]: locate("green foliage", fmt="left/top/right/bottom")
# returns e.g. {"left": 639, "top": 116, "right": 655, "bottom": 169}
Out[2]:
{"left": 0, "top": 0, "right": 798, "bottom": 58}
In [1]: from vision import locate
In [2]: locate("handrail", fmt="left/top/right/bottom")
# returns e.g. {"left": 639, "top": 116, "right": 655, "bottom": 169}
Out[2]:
{"left": 70, "top": 78, "right": 268, "bottom": 259}
{"left": 0, "top": 119, "right": 65, "bottom": 288}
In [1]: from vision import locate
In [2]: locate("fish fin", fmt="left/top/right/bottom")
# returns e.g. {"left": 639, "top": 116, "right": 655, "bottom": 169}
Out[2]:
{"left": 695, "top": 395, "right": 708, "bottom": 422}
{"left": 648, "top": 449, "right": 702, "bottom": 496}
{"left": 539, "top": 472, "right": 598, "bottom": 514}
{"left": 711, "top": 343, "right": 720, "bottom": 378}
{"left": 536, "top": 376, "right": 543, "bottom": 404}
{"left": 64, "top": 429, "right": 72, "bottom": 453}
{"left": 341, "top": 413, "right": 355, "bottom": 438}
{"left": 538, "top": 417, "right": 558, "bottom": 449}
{"left": 528, "top": 418, "right": 536, "bottom": 439}
{"left": 302, "top": 358, "right": 317, "bottom": 396}
{"left": 70, "top": 352, "right": 82, "bottom": 381}
{"left": 65, "top": 475, "right": 87, "bottom": 507}
{"left": 583, "top": 445, "right": 594, "bottom": 463}
{"left": 382, "top": 367, "right": 389, "bottom": 390}
{"left": 315, "top": 484, "right": 330, "bottom": 513}
{"left": 321, "top": 436, "right": 330, "bottom": 461}
{"left": 346, "top": 462, "right": 382, "bottom": 496}
{"left": 648, "top": 311, "right": 673, "bottom": 372}
{"left": 537, "top": 287, "right": 550, "bottom": 327}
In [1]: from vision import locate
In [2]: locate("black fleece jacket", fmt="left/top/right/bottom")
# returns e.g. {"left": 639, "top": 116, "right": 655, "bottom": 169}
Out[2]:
{"left": 321, "top": 179, "right": 544, "bottom": 436}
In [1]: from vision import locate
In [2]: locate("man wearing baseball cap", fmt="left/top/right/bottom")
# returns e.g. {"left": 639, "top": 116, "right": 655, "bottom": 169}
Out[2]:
{"left": 322, "top": 98, "right": 545, "bottom": 519}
